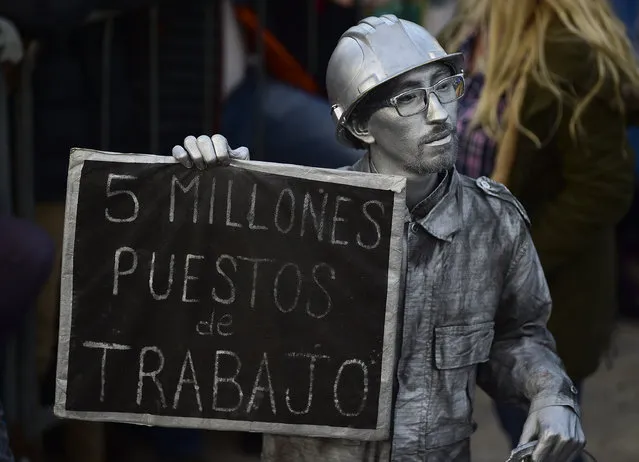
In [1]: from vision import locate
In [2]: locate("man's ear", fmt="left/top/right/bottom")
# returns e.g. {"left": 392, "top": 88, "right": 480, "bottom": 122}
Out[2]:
{"left": 347, "top": 117, "right": 375, "bottom": 145}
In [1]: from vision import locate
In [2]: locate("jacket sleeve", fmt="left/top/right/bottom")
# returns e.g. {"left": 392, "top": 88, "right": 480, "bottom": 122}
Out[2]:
{"left": 507, "top": 36, "right": 635, "bottom": 276}
{"left": 476, "top": 215, "right": 580, "bottom": 415}
{"left": 512, "top": 88, "right": 635, "bottom": 275}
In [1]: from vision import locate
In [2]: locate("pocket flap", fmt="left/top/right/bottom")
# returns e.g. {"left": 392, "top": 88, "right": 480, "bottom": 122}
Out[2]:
{"left": 434, "top": 322, "right": 495, "bottom": 370}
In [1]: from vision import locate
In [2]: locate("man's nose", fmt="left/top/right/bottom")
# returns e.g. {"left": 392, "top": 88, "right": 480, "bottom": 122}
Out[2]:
{"left": 425, "top": 92, "right": 449, "bottom": 124}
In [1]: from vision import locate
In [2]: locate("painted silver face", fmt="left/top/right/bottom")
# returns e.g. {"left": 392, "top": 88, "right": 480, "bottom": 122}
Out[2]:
{"left": 364, "top": 63, "right": 461, "bottom": 175}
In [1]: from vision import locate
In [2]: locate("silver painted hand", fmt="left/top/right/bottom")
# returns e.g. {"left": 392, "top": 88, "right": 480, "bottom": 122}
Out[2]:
{"left": 172, "top": 134, "right": 250, "bottom": 170}
{"left": 519, "top": 406, "right": 585, "bottom": 462}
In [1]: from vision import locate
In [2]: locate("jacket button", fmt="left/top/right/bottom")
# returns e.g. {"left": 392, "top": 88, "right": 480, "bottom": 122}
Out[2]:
{"left": 478, "top": 178, "right": 491, "bottom": 190}
{"left": 570, "top": 385, "right": 579, "bottom": 394}
{"left": 410, "top": 223, "right": 419, "bottom": 233}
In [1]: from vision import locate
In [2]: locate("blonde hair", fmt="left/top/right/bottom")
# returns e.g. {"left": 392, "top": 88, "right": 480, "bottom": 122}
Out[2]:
{"left": 442, "top": 0, "right": 639, "bottom": 146}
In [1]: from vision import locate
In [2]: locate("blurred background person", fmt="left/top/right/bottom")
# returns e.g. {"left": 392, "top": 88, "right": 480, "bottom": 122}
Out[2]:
{"left": 0, "top": 4, "right": 159, "bottom": 461}
{"left": 438, "top": 0, "right": 639, "bottom": 458}
{"left": 217, "top": 0, "right": 364, "bottom": 168}
{"left": 0, "top": 217, "right": 54, "bottom": 462}
{"left": 0, "top": 15, "right": 55, "bottom": 462}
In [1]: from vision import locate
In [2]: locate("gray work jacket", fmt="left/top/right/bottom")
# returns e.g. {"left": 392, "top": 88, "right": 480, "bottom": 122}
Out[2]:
{"left": 262, "top": 155, "right": 579, "bottom": 462}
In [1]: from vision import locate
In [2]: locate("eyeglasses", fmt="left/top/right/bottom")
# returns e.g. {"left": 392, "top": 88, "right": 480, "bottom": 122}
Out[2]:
{"left": 388, "top": 74, "right": 465, "bottom": 117}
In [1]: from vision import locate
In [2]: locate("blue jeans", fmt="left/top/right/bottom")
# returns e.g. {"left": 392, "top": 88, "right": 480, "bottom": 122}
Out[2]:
{"left": 0, "top": 401, "right": 14, "bottom": 462}
{"left": 494, "top": 382, "right": 583, "bottom": 462}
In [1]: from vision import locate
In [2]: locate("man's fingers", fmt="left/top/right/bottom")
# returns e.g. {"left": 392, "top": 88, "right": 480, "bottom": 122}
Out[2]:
{"left": 548, "top": 436, "right": 571, "bottom": 462}
{"left": 532, "top": 433, "right": 558, "bottom": 462}
{"left": 171, "top": 145, "right": 193, "bottom": 168}
{"left": 211, "top": 134, "right": 230, "bottom": 165}
{"left": 176, "top": 134, "right": 243, "bottom": 169}
{"left": 184, "top": 135, "right": 205, "bottom": 170}
{"left": 231, "top": 146, "right": 250, "bottom": 160}
{"left": 518, "top": 417, "right": 537, "bottom": 446}
{"left": 561, "top": 429, "right": 586, "bottom": 462}
{"left": 197, "top": 135, "right": 217, "bottom": 165}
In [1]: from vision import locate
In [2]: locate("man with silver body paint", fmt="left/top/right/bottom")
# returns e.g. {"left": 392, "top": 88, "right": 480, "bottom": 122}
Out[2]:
{"left": 172, "top": 15, "right": 585, "bottom": 462}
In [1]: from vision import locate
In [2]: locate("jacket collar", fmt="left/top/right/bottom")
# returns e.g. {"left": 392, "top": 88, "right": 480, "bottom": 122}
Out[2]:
{"left": 350, "top": 153, "right": 463, "bottom": 241}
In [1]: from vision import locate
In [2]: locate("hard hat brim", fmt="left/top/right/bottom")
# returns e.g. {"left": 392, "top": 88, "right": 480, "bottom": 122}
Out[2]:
{"left": 335, "top": 51, "right": 465, "bottom": 149}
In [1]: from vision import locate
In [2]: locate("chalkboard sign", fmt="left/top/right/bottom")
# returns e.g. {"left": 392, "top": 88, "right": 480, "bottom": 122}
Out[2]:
{"left": 55, "top": 149, "right": 406, "bottom": 441}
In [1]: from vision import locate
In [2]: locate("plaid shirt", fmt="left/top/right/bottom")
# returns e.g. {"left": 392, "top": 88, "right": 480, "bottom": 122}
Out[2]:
{"left": 0, "top": 402, "right": 13, "bottom": 462}
{"left": 455, "top": 37, "right": 505, "bottom": 179}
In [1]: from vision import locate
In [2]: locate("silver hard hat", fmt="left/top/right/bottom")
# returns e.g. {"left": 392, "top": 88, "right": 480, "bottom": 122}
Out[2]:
{"left": 326, "top": 14, "right": 464, "bottom": 148}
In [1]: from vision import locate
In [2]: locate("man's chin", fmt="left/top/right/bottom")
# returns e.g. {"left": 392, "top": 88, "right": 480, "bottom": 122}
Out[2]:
{"left": 408, "top": 153, "right": 456, "bottom": 175}
{"left": 414, "top": 139, "right": 458, "bottom": 173}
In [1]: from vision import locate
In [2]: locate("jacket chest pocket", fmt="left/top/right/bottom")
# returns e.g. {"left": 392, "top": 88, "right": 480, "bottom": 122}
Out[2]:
{"left": 430, "top": 322, "right": 495, "bottom": 439}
